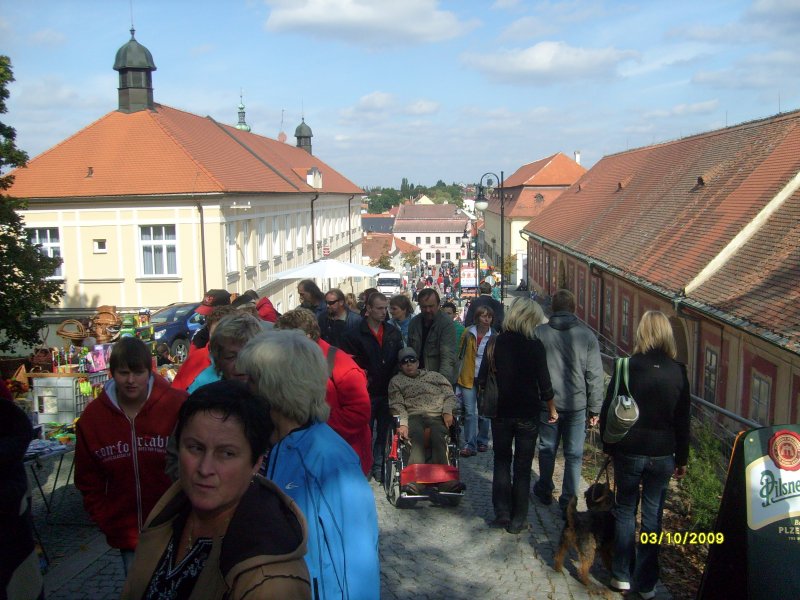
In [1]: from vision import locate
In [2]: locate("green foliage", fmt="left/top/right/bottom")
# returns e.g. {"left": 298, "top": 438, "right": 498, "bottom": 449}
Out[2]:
{"left": 500, "top": 255, "right": 516, "bottom": 285}
{"left": 401, "top": 250, "right": 420, "bottom": 270}
{"left": 370, "top": 252, "right": 392, "bottom": 270}
{"left": 0, "top": 56, "right": 64, "bottom": 352}
{"left": 680, "top": 425, "right": 724, "bottom": 530}
{"left": 367, "top": 187, "right": 401, "bottom": 213}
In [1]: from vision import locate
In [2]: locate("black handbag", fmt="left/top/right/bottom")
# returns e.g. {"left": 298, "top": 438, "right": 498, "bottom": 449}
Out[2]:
{"left": 478, "top": 336, "right": 498, "bottom": 418}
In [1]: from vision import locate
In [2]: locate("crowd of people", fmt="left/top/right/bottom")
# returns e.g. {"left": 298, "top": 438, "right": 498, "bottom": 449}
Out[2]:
{"left": 0, "top": 275, "right": 690, "bottom": 599}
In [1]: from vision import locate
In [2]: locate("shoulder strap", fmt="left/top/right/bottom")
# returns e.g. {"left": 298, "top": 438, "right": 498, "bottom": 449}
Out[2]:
{"left": 457, "top": 332, "right": 469, "bottom": 359}
{"left": 621, "top": 357, "right": 630, "bottom": 395}
{"left": 485, "top": 335, "right": 497, "bottom": 374}
{"left": 612, "top": 358, "right": 623, "bottom": 398}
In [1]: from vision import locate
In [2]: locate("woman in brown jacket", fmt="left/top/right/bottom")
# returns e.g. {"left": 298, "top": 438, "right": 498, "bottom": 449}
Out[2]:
{"left": 122, "top": 380, "right": 310, "bottom": 600}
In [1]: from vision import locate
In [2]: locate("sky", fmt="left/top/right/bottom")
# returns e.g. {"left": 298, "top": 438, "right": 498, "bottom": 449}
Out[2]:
{"left": 2, "top": 0, "right": 799, "bottom": 190}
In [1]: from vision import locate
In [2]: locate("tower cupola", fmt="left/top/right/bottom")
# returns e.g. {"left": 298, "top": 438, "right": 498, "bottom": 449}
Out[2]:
{"left": 295, "top": 118, "right": 313, "bottom": 155}
{"left": 113, "top": 28, "right": 156, "bottom": 113}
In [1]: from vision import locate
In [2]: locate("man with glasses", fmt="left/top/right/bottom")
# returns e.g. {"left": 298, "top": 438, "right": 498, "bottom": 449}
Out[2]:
{"left": 407, "top": 288, "right": 457, "bottom": 384}
{"left": 318, "top": 288, "right": 362, "bottom": 348}
{"left": 342, "top": 292, "right": 404, "bottom": 481}
{"left": 388, "top": 347, "right": 456, "bottom": 468}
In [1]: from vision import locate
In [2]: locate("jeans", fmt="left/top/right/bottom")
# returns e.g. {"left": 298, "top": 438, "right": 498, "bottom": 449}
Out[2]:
{"left": 458, "top": 385, "right": 491, "bottom": 451}
{"left": 535, "top": 408, "right": 586, "bottom": 510}
{"left": 120, "top": 549, "right": 135, "bottom": 576}
{"left": 491, "top": 417, "right": 538, "bottom": 529}
{"left": 371, "top": 395, "right": 391, "bottom": 476}
{"left": 612, "top": 453, "right": 675, "bottom": 592}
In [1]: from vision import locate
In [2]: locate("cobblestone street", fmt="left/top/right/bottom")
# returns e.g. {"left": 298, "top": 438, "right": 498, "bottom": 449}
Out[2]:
{"left": 31, "top": 446, "right": 672, "bottom": 599}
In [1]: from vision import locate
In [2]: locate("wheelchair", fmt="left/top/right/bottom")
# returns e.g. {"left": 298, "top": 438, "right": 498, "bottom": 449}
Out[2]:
{"left": 383, "top": 414, "right": 465, "bottom": 508}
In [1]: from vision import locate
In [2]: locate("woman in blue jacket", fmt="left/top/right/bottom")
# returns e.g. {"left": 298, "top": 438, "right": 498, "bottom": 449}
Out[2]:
{"left": 238, "top": 329, "right": 380, "bottom": 600}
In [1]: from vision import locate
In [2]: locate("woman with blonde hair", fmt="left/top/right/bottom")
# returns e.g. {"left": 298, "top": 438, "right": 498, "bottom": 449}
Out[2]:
{"left": 600, "top": 310, "right": 690, "bottom": 598}
{"left": 478, "top": 297, "right": 556, "bottom": 534}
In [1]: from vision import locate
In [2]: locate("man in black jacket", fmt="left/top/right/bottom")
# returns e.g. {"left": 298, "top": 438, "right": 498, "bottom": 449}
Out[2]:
{"left": 342, "top": 292, "right": 404, "bottom": 481}
{"left": 464, "top": 281, "right": 504, "bottom": 330}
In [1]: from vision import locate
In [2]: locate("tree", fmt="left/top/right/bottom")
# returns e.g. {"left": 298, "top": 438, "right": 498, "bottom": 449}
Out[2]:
{"left": 370, "top": 252, "right": 392, "bottom": 271}
{"left": 0, "top": 56, "right": 63, "bottom": 352}
{"left": 400, "top": 250, "right": 419, "bottom": 272}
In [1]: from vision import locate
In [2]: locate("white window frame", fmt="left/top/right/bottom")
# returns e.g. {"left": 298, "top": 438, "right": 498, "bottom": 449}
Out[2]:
{"left": 225, "top": 222, "right": 237, "bottom": 273}
{"left": 242, "top": 220, "right": 252, "bottom": 267}
{"left": 284, "top": 215, "right": 292, "bottom": 253}
{"left": 139, "top": 224, "right": 177, "bottom": 276}
{"left": 272, "top": 216, "right": 280, "bottom": 257}
{"left": 258, "top": 217, "right": 268, "bottom": 262}
{"left": 28, "top": 227, "right": 63, "bottom": 278}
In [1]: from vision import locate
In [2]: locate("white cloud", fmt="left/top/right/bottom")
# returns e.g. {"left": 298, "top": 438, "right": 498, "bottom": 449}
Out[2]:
{"left": 693, "top": 50, "right": 798, "bottom": 90}
{"left": 29, "top": 28, "right": 67, "bottom": 46}
{"left": 643, "top": 100, "right": 719, "bottom": 119}
{"left": 404, "top": 99, "right": 439, "bottom": 115}
{"left": 462, "top": 41, "right": 638, "bottom": 84}
{"left": 338, "top": 91, "right": 395, "bottom": 123}
{"left": 263, "top": 0, "right": 478, "bottom": 47}
{"left": 500, "top": 16, "right": 556, "bottom": 41}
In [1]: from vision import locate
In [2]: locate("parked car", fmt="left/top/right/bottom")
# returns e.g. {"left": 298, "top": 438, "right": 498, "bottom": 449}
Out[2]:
{"left": 146, "top": 302, "right": 204, "bottom": 363}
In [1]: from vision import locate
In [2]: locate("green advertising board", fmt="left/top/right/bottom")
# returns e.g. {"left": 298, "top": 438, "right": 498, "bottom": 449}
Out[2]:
{"left": 699, "top": 424, "right": 800, "bottom": 599}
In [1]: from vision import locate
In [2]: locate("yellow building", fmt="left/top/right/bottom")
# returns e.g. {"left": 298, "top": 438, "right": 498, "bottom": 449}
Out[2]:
{"left": 10, "top": 30, "right": 364, "bottom": 318}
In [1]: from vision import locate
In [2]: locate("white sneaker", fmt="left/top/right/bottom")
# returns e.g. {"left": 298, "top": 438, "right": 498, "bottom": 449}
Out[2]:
{"left": 610, "top": 578, "right": 631, "bottom": 592}
{"left": 639, "top": 591, "right": 656, "bottom": 600}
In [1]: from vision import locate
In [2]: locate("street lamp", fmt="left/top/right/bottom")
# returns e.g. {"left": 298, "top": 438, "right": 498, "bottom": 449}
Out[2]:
{"left": 475, "top": 171, "right": 505, "bottom": 301}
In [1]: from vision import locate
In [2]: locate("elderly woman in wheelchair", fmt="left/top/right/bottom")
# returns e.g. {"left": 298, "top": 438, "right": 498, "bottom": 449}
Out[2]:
{"left": 385, "top": 347, "right": 465, "bottom": 507}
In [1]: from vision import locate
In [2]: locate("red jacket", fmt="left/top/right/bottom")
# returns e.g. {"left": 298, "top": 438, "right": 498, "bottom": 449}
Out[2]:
{"left": 318, "top": 339, "right": 372, "bottom": 475}
{"left": 74, "top": 374, "right": 186, "bottom": 550}
{"left": 256, "top": 296, "right": 280, "bottom": 323}
{"left": 170, "top": 345, "right": 211, "bottom": 392}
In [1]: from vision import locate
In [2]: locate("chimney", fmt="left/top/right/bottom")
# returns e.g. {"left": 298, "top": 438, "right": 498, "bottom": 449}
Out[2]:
{"left": 574, "top": 150, "right": 581, "bottom": 165}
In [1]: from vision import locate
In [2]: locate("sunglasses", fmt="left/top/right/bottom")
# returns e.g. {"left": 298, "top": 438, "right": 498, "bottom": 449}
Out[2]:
{"left": 326, "top": 299, "right": 341, "bottom": 305}
{"left": 400, "top": 357, "right": 418, "bottom": 364}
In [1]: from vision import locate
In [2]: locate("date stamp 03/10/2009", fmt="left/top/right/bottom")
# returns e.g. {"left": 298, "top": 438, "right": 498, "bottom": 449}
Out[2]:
{"left": 639, "top": 532, "right": 725, "bottom": 545}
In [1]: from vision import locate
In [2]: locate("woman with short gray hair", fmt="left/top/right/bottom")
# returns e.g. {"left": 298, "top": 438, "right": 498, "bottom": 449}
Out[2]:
{"left": 236, "top": 330, "right": 380, "bottom": 599}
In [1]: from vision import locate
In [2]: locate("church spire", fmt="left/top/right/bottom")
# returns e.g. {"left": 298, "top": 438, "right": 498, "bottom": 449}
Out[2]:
{"left": 235, "top": 91, "right": 251, "bottom": 132}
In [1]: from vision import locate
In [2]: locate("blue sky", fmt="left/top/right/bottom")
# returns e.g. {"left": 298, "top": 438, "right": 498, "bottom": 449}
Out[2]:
{"left": 2, "top": 0, "right": 798, "bottom": 189}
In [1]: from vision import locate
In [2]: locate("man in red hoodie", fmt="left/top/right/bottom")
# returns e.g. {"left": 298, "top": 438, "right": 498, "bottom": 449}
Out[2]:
{"left": 75, "top": 337, "right": 186, "bottom": 574}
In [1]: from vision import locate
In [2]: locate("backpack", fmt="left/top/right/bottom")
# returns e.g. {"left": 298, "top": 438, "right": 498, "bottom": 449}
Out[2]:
{"left": 602, "top": 357, "right": 640, "bottom": 444}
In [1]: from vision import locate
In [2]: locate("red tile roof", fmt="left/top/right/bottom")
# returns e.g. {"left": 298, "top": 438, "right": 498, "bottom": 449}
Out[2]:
{"left": 393, "top": 203, "right": 469, "bottom": 234}
{"left": 524, "top": 110, "right": 800, "bottom": 352}
{"left": 396, "top": 204, "right": 466, "bottom": 220}
{"left": 503, "top": 152, "right": 586, "bottom": 188}
{"left": 9, "top": 104, "right": 362, "bottom": 199}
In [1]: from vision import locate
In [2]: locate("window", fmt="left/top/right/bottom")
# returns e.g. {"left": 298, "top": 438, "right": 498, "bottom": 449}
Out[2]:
{"left": 416, "top": 237, "right": 421, "bottom": 245}
{"left": 445, "top": 252, "right": 451, "bottom": 259}
{"left": 604, "top": 288, "right": 613, "bottom": 331}
{"left": 426, "top": 252, "right": 433, "bottom": 260}
{"left": 140, "top": 225, "right": 176, "bottom": 275}
{"left": 704, "top": 347, "right": 718, "bottom": 403}
{"left": 242, "top": 220, "right": 251, "bottom": 267}
{"left": 435, "top": 236, "right": 441, "bottom": 244}
{"left": 258, "top": 218, "right": 268, "bottom": 261}
{"left": 621, "top": 298, "right": 631, "bottom": 342}
{"left": 590, "top": 279, "right": 598, "bottom": 318}
{"left": 284, "top": 215, "right": 292, "bottom": 252}
{"left": 93, "top": 239, "right": 107, "bottom": 254}
{"left": 578, "top": 271, "right": 586, "bottom": 310}
{"left": 750, "top": 373, "right": 771, "bottom": 424}
{"left": 272, "top": 217, "right": 280, "bottom": 256}
{"left": 28, "top": 227, "right": 63, "bottom": 277}
{"left": 306, "top": 213, "right": 312, "bottom": 245}
{"left": 426, "top": 237, "right": 431, "bottom": 244}
{"left": 455, "top": 236, "right": 461, "bottom": 245}
{"left": 445, "top": 236, "right": 451, "bottom": 244}
{"left": 225, "top": 223, "right": 237, "bottom": 273}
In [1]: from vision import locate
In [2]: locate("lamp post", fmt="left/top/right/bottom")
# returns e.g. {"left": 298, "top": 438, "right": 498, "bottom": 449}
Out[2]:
{"left": 474, "top": 171, "right": 505, "bottom": 301}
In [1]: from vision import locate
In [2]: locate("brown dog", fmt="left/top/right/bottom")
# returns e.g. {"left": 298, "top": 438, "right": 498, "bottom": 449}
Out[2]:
{"left": 553, "top": 483, "right": 615, "bottom": 585}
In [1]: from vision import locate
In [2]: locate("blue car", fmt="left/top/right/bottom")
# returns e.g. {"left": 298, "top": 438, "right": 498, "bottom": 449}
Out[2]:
{"left": 148, "top": 302, "right": 205, "bottom": 363}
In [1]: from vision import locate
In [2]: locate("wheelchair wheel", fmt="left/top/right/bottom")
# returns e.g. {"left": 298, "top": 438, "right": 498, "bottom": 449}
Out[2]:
{"left": 384, "top": 427, "right": 416, "bottom": 509}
